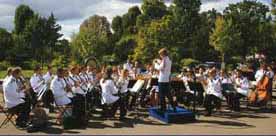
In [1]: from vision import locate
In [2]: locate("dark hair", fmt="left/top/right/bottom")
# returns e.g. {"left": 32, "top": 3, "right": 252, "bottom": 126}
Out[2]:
{"left": 102, "top": 67, "right": 113, "bottom": 83}
{"left": 34, "top": 65, "right": 42, "bottom": 72}
{"left": 56, "top": 67, "right": 64, "bottom": 75}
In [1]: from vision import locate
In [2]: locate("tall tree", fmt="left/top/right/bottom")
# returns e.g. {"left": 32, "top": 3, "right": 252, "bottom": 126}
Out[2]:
{"left": 0, "top": 28, "right": 13, "bottom": 61}
{"left": 210, "top": 17, "right": 243, "bottom": 63}
{"left": 171, "top": 0, "right": 202, "bottom": 59}
{"left": 137, "top": 0, "right": 168, "bottom": 27}
{"left": 223, "top": 0, "right": 270, "bottom": 58}
{"left": 71, "top": 15, "right": 112, "bottom": 62}
{"left": 14, "top": 5, "right": 34, "bottom": 34}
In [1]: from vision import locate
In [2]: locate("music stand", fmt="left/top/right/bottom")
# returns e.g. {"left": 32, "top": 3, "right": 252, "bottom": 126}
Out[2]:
{"left": 188, "top": 82, "right": 203, "bottom": 114}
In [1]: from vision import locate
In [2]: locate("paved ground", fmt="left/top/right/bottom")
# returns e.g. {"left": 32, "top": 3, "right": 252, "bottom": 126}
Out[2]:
{"left": 1, "top": 92, "right": 276, "bottom": 135}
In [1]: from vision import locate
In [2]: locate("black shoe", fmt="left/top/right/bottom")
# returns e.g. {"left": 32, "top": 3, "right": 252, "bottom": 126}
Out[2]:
{"left": 16, "top": 122, "right": 28, "bottom": 129}
{"left": 26, "top": 124, "right": 40, "bottom": 133}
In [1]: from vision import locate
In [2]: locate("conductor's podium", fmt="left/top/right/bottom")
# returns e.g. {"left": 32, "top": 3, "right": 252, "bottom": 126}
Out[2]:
{"left": 149, "top": 106, "right": 195, "bottom": 123}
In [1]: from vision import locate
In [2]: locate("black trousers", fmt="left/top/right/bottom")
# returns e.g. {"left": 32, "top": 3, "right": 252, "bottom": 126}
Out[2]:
{"left": 102, "top": 96, "right": 127, "bottom": 118}
{"left": 226, "top": 92, "right": 245, "bottom": 111}
{"left": 9, "top": 102, "right": 31, "bottom": 125}
{"left": 158, "top": 82, "right": 175, "bottom": 111}
{"left": 204, "top": 94, "right": 221, "bottom": 115}
{"left": 72, "top": 94, "right": 86, "bottom": 125}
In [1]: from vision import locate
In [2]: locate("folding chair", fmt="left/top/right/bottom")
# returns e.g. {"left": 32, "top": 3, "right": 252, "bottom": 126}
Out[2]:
{"left": 0, "top": 105, "right": 17, "bottom": 128}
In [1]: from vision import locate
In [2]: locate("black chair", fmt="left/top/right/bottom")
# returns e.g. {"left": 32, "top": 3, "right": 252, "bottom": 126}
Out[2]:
{"left": 0, "top": 92, "right": 17, "bottom": 128}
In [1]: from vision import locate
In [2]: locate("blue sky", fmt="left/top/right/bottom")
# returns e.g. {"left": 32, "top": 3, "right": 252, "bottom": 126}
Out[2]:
{"left": 0, "top": 0, "right": 271, "bottom": 40}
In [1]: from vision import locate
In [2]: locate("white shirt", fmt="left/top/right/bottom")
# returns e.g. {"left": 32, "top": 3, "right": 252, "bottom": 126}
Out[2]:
{"left": 123, "top": 63, "right": 132, "bottom": 71}
{"left": 154, "top": 56, "right": 172, "bottom": 83}
{"left": 255, "top": 69, "right": 265, "bottom": 83}
{"left": 206, "top": 78, "right": 223, "bottom": 99}
{"left": 43, "top": 72, "right": 53, "bottom": 84}
{"left": 68, "top": 74, "right": 86, "bottom": 95}
{"left": 117, "top": 77, "right": 129, "bottom": 93}
{"left": 3, "top": 76, "right": 25, "bottom": 108}
{"left": 30, "top": 74, "right": 46, "bottom": 93}
{"left": 50, "top": 76, "right": 71, "bottom": 106}
{"left": 100, "top": 79, "right": 119, "bottom": 104}
{"left": 235, "top": 77, "right": 249, "bottom": 96}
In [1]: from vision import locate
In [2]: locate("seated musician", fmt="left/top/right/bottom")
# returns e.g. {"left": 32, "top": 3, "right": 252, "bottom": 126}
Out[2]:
{"left": 202, "top": 69, "right": 223, "bottom": 116}
{"left": 254, "top": 63, "right": 267, "bottom": 86}
{"left": 79, "top": 66, "right": 90, "bottom": 86}
{"left": 219, "top": 70, "right": 235, "bottom": 109}
{"left": 3, "top": 67, "right": 13, "bottom": 84}
{"left": 181, "top": 69, "right": 196, "bottom": 107}
{"left": 3, "top": 67, "right": 31, "bottom": 128}
{"left": 50, "top": 68, "right": 72, "bottom": 106}
{"left": 68, "top": 66, "right": 87, "bottom": 126}
{"left": 232, "top": 69, "right": 250, "bottom": 111}
{"left": 50, "top": 68, "right": 72, "bottom": 124}
{"left": 100, "top": 67, "right": 127, "bottom": 119}
{"left": 43, "top": 65, "right": 54, "bottom": 84}
{"left": 30, "top": 65, "right": 54, "bottom": 111}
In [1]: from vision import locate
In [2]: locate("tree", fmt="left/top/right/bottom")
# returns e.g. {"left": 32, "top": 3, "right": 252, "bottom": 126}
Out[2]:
{"left": 171, "top": 0, "right": 202, "bottom": 59}
{"left": 223, "top": 0, "right": 270, "bottom": 58}
{"left": 14, "top": 5, "right": 34, "bottom": 34}
{"left": 137, "top": 0, "right": 168, "bottom": 27}
{"left": 133, "top": 15, "right": 178, "bottom": 64}
{"left": 71, "top": 15, "right": 112, "bottom": 62}
{"left": 0, "top": 28, "right": 13, "bottom": 61}
{"left": 210, "top": 17, "right": 243, "bottom": 63}
{"left": 122, "top": 6, "right": 141, "bottom": 34}
{"left": 112, "top": 16, "right": 123, "bottom": 41}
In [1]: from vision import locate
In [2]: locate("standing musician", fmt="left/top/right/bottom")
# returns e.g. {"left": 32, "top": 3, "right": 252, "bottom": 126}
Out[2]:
{"left": 100, "top": 67, "right": 127, "bottom": 119}
{"left": 202, "top": 69, "right": 223, "bottom": 116}
{"left": 3, "top": 67, "right": 31, "bottom": 128}
{"left": 30, "top": 65, "right": 54, "bottom": 110}
{"left": 153, "top": 48, "right": 176, "bottom": 112}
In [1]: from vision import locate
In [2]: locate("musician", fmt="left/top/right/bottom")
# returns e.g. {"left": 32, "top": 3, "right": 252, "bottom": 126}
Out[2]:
{"left": 87, "top": 66, "right": 96, "bottom": 82}
{"left": 202, "top": 69, "right": 222, "bottom": 116}
{"left": 43, "top": 65, "right": 54, "bottom": 84}
{"left": 182, "top": 69, "right": 196, "bottom": 107}
{"left": 30, "top": 65, "right": 45, "bottom": 94}
{"left": 3, "top": 67, "right": 13, "bottom": 84}
{"left": 254, "top": 63, "right": 267, "bottom": 85}
{"left": 68, "top": 66, "right": 87, "bottom": 126}
{"left": 232, "top": 70, "right": 250, "bottom": 111}
{"left": 123, "top": 59, "right": 133, "bottom": 71}
{"left": 100, "top": 67, "right": 127, "bottom": 119}
{"left": 154, "top": 48, "right": 176, "bottom": 112}
{"left": 50, "top": 68, "right": 72, "bottom": 106}
{"left": 30, "top": 65, "right": 54, "bottom": 110}
{"left": 79, "top": 66, "right": 90, "bottom": 84}
{"left": 3, "top": 67, "right": 31, "bottom": 128}
{"left": 63, "top": 68, "right": 74, "bottom": 99}
{"left": 68, "top": 66, "right": 86, "bottom": 95}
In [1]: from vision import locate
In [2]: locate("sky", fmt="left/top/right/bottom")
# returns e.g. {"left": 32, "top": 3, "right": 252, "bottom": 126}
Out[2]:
{"left": 0, "top": 0, "right": 272, "bottom": 40}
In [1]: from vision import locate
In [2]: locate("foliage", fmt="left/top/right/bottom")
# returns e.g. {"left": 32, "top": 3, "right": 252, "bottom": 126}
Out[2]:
{"left": 71, "top": 15, "right": 112, "bottom": 62}
{"left": 181, "top": 58, "right": 200, "bottom": 67}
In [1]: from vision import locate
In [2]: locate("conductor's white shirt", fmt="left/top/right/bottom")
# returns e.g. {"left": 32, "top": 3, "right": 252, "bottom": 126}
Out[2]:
{"left": 50, "top": 76, "right": 71, "bottom": 106}
{"left": 100, "top": 79, "right": 119, "bottom": 105}
{"left": 154, "top": 56, "right": 172, "bottom": 83}
{"left": 3, "top": 76, "right": 25, "bottom": 108}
